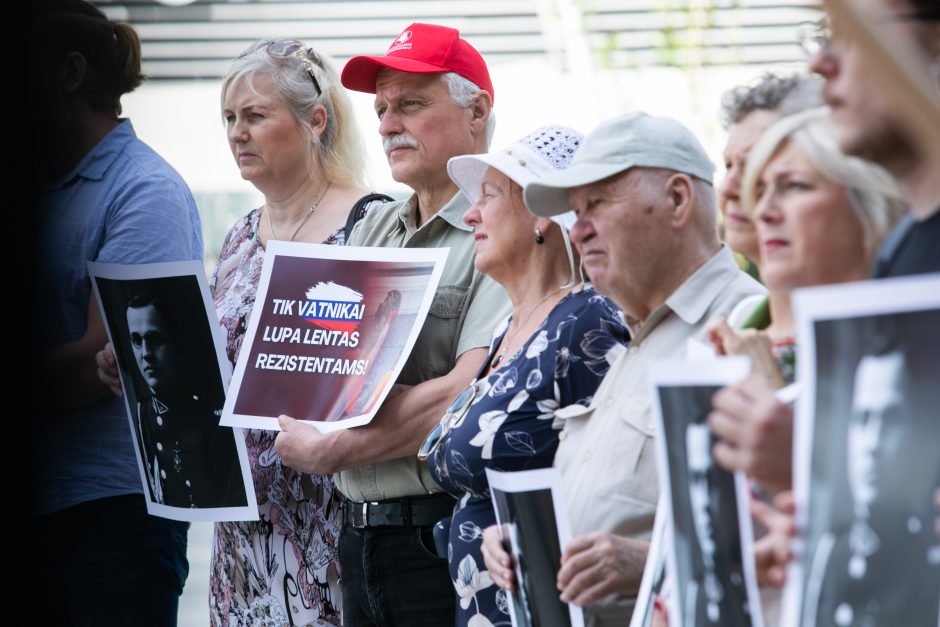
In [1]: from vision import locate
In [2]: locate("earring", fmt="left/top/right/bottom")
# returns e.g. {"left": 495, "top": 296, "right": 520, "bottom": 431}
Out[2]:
{"left": 535, "top": 228, "right": 545, "bottom": 245}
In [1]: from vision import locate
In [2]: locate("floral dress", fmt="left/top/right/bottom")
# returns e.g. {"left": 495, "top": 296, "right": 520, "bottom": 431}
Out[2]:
{"left": 208, "top": 206, "right": 366, "bottom": 627}
{"left": 426, "top": 287, "right": 629, "bottom": 627}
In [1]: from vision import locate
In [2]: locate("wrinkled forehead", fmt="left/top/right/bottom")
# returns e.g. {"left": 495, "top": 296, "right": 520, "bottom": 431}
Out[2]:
{"left": 855, "top": 0, "right": 911, "bottom": 13}
{"left": 567, "top": 168, "right": 647, "bottom": 209}
{"left": 374, "top": 68, "right": 445, "bottom": 97}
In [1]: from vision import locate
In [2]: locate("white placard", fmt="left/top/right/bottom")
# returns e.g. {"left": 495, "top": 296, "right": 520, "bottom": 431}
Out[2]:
{"left": 221, "top": 241, "right": 448, "bottom": 431}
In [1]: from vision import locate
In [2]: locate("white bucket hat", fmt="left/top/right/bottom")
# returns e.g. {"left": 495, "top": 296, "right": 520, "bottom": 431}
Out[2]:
{"left": 448, "top": 126, "right": 585, "bottom": 288}
{"left": 447, "top": 125, "right": 583, "bottom": 229}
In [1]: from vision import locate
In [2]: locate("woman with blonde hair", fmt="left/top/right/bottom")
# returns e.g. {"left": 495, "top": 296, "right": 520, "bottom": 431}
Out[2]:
{"left": 206, "top": 39, "right": 391, "bottom": 626}
{"left": 707, "top": 109, "right": 907, "bottom": 625}
{"left": 709, "top": 108, "right": 906, "bottom": 399}
{"left": 98, "top": 37, "right": 387, "bottom": 625}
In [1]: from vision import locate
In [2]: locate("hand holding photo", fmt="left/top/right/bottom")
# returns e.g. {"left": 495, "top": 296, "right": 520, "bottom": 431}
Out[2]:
{"left": 88, "top": 260, "right": 257, "bottom": 523}
{"left": 486, "top": 468, "right": 585, "bottom": 627}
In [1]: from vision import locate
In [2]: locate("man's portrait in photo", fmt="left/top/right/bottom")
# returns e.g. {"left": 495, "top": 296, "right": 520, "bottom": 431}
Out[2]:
{"left": 95, "top": 273, "right": 249, "bottom": 512}
{"left": 657, "top": 384, "right": 755, "bottom": 627}
{"left": 804, "top": 309, "right": 940, "bottom": 627}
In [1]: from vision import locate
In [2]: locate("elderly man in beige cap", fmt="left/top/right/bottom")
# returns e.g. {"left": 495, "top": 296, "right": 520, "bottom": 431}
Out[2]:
{"left": 482, "top": 111, "right": 765, "bottom": 626}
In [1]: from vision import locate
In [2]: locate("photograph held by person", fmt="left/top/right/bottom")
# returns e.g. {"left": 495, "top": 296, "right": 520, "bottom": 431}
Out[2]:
{"left": 482, "top": 112, "right": 765, "bottom": 626}
{"left": 718, "top": 72, "right": 823, "bottom": 280}
{"left": 33, "top": 1, "right": 200, "bottom": 625}
{"left": 97, "top": 37, "right": 379, "bottom": 625}
{"left": 422, "top": 126, "right": 629, "bottom": 627}
{"left": 124, "top": 290, "right": 246, "bottom": 509}
{"left": 271, "top": 23, "right": 511, "bottom": 626}
{"left": 808, "top": 333, "right": 940, "bottom": 627}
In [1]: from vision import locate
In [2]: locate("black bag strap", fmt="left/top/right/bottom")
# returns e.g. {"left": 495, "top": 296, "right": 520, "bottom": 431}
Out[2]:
{"left": 345, "top": 192, "right": 394, "bottom": 243}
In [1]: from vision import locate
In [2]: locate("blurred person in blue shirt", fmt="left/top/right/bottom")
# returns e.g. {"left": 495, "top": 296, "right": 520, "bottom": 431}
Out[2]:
{"left": 32, "top": 2, "right": 201, "bottom": 625}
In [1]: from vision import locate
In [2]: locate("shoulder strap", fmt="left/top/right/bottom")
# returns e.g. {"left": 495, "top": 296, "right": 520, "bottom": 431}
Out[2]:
{"left": 345, "top": 193, "right": 394, "bottom": 243}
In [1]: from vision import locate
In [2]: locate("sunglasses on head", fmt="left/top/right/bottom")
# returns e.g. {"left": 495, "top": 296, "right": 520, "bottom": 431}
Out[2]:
{"left": 240, "top": 39, "right": 323, "bottom": 97}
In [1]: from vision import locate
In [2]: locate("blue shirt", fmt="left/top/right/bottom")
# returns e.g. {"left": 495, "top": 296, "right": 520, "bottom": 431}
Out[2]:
{"left": 35, "top": 119, "right": 203, "bottom": 515}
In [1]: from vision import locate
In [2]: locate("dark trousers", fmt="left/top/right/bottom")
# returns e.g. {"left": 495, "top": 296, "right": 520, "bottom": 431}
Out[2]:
{"left": 33, "top": 494, "right": 189, "bottom": 627}
{"left": 339, "top": 522, "right": 456, "bottom": 626}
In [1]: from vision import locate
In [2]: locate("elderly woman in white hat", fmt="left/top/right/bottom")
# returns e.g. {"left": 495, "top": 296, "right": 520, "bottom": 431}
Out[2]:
{"left": 418, "top": 126, "right": 629, "bottom": 627}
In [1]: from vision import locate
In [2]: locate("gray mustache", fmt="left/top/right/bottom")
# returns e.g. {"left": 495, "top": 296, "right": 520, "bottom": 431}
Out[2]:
{"left": 384, "top": 134, "right": 418, "bottom": 156}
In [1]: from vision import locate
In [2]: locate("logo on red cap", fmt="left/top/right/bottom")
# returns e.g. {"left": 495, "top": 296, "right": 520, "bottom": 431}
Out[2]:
{"left": 341, "top": 22, "right": 495, "bottom": 103}
{"left": 388, "top": 30, "right": 413, "bottom": 53}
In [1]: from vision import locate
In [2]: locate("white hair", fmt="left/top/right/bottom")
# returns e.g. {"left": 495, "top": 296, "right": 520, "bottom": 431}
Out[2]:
{"left": 441, "top": 72, "right": 495, "bottom": 146}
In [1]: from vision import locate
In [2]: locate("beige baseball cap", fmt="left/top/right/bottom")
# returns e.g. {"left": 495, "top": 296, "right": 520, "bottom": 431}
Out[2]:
{"left": 524, "top": 112, "right": 714, "bottom": 217}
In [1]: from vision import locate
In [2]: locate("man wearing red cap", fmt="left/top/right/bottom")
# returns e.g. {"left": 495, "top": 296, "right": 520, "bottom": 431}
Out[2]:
{"left": 274, "top": 23, "right": 510, "bottom": 625}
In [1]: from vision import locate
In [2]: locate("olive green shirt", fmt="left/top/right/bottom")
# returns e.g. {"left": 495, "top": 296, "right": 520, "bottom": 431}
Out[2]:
{"left": 334, "top": 192, "right": 510, "bottom": 501}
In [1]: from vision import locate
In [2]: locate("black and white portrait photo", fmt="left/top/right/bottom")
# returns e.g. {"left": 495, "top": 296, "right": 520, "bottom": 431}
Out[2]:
{"left": 651, "top": 358, "right": 761, "bottom": 627}
{"left": 629, "top": 496, "right": 670, "bottom": 627}
{"left": 487, "top": 468, "right": 584, "bottom": 627}
{"left": 90, "top": 261, "right": 256, "bottom": 522}
{"left": 791, "top": 276, "right": 940, "bottom": 627}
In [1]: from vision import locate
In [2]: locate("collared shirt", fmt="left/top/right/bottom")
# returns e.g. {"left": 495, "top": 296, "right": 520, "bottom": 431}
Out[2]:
{"left": 35, "top": 119, "right": 203, "bottom": 516}
{"left": 334, "top": 192, "right": 510, "bottom": 502}
{"left": 552, "top": 246, "right": 765, "bottom": 626}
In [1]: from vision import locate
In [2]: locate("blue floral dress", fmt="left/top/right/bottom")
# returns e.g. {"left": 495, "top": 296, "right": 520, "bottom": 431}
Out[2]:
{"left": 426, "top": 287, "right": 629, "bottom": 627}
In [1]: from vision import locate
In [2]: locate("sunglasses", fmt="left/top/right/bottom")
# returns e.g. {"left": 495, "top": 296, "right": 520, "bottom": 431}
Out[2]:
{"left": 240, "top": 39, "right": 322, "bottom": 97}
{"left": 417, "top": 382, "right": 479, "bottom": 461}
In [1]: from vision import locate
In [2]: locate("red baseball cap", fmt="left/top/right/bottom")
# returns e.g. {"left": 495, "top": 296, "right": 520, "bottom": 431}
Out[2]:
{"left": 341, "top": 23, "right": 495, "bottom": 103}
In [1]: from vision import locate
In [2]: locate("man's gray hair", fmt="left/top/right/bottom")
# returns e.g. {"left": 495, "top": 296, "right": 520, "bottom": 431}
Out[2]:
{"left": 441, "top": 71, "right": 495, "bottom": 145}
{"left": 720, "top": 72, "right": 824, "bottom": 130}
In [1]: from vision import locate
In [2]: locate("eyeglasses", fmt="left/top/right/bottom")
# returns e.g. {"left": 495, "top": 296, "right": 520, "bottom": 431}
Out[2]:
{"left": 240, "top": 39, "right": 322, "bottom": 97}
{"left": 797, "top": 20, "right": 831, "bottom": 58}
{"left": 797, "top": 11, "right": 940, "bottom": 59}
{"left": 417, "top": 382, "right": 479, "bottom": 461}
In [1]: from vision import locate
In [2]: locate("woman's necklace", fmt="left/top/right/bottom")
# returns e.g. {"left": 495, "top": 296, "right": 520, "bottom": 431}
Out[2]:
{"left": 266, "top": 182, "right": 332, "bottom": 242}
{"left": 492, "top": 286, "right": 563, "bottom": 367}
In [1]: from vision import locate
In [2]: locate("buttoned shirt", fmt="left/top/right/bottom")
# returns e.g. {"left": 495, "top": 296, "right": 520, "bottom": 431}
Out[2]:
{"left": 136, "top": 390, "right": 246, "bottom": 509}
{"left": 334, "top": 192, "right": 510, "bottom": 502}
{"left": 553, "top": 246, "right": 765, "bottom": 626}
